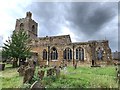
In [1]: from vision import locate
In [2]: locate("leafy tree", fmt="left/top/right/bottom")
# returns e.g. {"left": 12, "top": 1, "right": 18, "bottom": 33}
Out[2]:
{"left": 2, "top": 29, "right": 31, "bottom": 67}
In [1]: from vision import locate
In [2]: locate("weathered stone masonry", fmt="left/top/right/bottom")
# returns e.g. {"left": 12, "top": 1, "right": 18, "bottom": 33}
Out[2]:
{"left": 15, "top": 12, "right": 112, "bottom": 66}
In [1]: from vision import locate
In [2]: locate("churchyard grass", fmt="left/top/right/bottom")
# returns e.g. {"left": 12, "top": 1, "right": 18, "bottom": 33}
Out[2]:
{"left": 43, "top": 65, "right": 118, "bottom": 88}
{"left": 0, "top": 64, "right": 23, "bottom": 88}
{"left": 0, "top": 64, "right": 118, "bottom": 88}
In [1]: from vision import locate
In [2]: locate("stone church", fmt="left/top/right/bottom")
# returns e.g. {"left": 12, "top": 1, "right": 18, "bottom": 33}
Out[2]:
{"left": 15, "top": 12, "right": 112, "bottom": 66}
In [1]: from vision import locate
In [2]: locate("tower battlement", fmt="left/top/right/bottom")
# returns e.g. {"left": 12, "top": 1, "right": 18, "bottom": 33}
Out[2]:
{"left": 15, "top": 12, "right": 38, "bottom": 39}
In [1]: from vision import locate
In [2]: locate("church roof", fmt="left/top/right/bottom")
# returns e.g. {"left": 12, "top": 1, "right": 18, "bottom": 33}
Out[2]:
{"left": 37, "top": 35, "right": 71, "bottom": 45}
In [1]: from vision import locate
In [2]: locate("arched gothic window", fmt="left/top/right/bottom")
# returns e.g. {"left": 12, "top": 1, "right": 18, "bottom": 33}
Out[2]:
{"left": 63, "top": 48, "right": 72, "bottom": 60}
{"left": 97, "top": 47, "right": 103, "bottom": 60}
{"left": 20, "top": 23, "right": 24, "bottom": 30}
{"left": 43, "top": 49, "right": 47, "bottom": 60}
{"left": 51, "top": 47, "right": 58, "bottom": 60}
{"left": 76, "top": 47, "right": 84, "bottom": 61}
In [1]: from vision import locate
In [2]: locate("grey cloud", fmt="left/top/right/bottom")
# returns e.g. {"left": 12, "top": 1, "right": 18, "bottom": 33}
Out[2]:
{"left": 26, "top": 2, "right": 118, "bottom": 51}
{"left": 27, "top": 2, "right": 67, "bottom": 36}
{"left": 65, "top": 2, "right": 117, "bottom": 35}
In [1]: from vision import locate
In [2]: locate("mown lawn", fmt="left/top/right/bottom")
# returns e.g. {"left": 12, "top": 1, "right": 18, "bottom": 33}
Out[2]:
{"left": 0, "top": 64, "right": 118, "bottom": 88}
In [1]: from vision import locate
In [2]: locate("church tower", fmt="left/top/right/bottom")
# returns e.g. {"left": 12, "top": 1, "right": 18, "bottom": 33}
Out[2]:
{"left": 15, "top": 12, "right": 38, "bottom": 39}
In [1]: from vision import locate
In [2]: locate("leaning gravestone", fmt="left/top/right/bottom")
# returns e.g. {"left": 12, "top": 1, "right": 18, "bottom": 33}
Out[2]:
{"left": 23, "top": 66, "right": 35, "bottom": 83}
{"left": 17, "top": 65, "right": 25, "bottom": 76}
{"left": 29, "top": 60, "right": 36, "bottom": 69}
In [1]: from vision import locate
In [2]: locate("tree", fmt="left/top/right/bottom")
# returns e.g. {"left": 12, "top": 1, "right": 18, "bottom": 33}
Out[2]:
{"left": 2, "top": 29, "right": 31, "bottom": 67}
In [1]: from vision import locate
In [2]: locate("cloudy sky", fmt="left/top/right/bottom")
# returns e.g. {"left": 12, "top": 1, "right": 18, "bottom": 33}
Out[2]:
{"left": 0, "top": 0, "right": 118, "bottom": 52}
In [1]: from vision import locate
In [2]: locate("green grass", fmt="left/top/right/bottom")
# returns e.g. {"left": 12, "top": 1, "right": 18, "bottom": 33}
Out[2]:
{"left": 0, "top": 64, "right": 23, "bottom": 89}
{"left": 0, "top": 64, "right": 118, "bottom": 88}
{"left": 42, "top": 65, "right": 118, "bottom": 88}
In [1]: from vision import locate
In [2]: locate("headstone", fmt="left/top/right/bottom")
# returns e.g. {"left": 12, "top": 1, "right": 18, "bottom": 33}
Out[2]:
{"left": 55, "top": 67, "right": 60, "bottom": 77}
{"left": 29, "top": 60, "right": 35, "bottom": 69}
{"left": 74, "top": 61, "right": 78, "bottom": 69}
{"left": 51, "top": 67, "right": 56, "bottom": 76}
{"left": 74, "top": 64, "right": 77, "bottom": 69}
{"left": 33, "top": 59, "right": 36, "bottom": 66}
{"left": 23, "top": 66, "right": 35, "bottom": 83}
{"left": 0, "top": 63, "right": 5, "bottom": 71}
{"left": 47, "top": 69, "right": 50, "bottom": 76}
{"left": 38, "top": 70, "right": 45, "bottom": 80}
{"left": 47, "top": 68, "right": 53, "bottom": 76}
{"left": 17, "top": 65, "right": 25, "bottom": 76}
{"left": 63, "top": 65, "right": 67, "bottom": 74}
{"left": 59, "top": 66, "right": 63, "bottom": 70}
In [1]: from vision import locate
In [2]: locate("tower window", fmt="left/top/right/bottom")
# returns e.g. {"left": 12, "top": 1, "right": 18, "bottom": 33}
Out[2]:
{"left": 32, "top": 25, "right": 35, "bottom": 32}
{"left": 20, "top": 23, "right": 24, "bottom": 30}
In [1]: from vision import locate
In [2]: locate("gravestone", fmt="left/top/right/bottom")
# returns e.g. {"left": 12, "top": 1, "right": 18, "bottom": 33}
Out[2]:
{"left": 23, "top": 66, "right": 35, "bottom": 83}
{"left": 0, "top": 63, "right": 5, "bottom": 71}
{"left": 46, "top": 69, "right": 50, "bottom": 76}
{"left": 74, "top": 61, "right": 78, "bottom": 69}
{"left": 17, "top": 65, "right": 25, "bottom": 76}
{"left": 51, "top": 67, "right": 56, "bottom": 76}
{"left": 74, "top": 64, "right": 77, "bottom": 69}
{"left": 47, "top": 69, "right": 53, "bottom": 76}
{"left": 55, "top": 67, "right": 60, "bottom": 78}
{"left": 59, "top": 66, "right": 63, "bottom": 70}
{"left": 38, "top": 70, "right": 45, "bottom": 80}
{"left": 29, "top": 60, "right": 35, "bottom": 69}
{"left": 63, "top": 65, "right": 67, "bottom": 74}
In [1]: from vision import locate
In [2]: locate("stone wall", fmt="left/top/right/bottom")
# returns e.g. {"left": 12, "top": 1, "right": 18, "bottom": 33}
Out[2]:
{"left": 30, "top": 39, "right": 112, "bottom": 66}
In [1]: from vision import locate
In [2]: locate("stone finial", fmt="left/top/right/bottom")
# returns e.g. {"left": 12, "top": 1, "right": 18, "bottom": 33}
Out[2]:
{"left": 26, "top": 11, "right": 32, "bottom": 19}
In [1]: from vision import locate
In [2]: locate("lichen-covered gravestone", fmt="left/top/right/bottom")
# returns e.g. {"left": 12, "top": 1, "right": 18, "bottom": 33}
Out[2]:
{"left": 23, "top": 66, "right": 35, "bottom": 83}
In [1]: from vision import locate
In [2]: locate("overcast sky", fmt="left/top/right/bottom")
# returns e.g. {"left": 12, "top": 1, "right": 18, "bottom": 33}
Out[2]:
{"left": 0, "top": 0, "right": 118, "bottom": 52}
